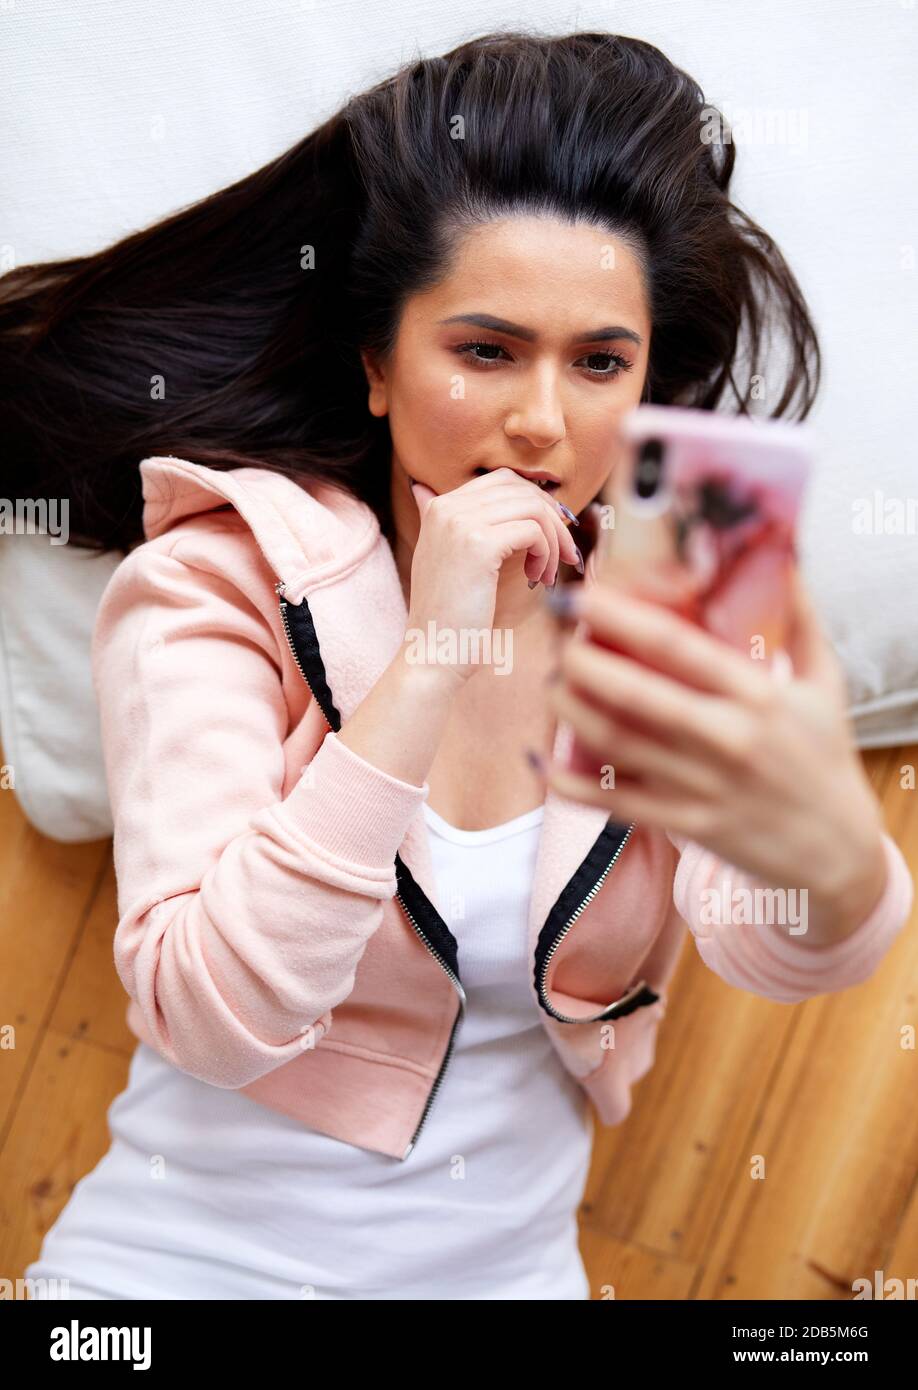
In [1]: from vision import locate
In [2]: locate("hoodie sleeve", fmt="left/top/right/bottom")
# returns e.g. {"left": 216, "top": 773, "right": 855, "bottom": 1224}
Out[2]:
{"left": 666, "top": 829, "right": 913, "bottom": 1003}
{"left": 91, "top": 539, "right": 428, "bottom": 1088}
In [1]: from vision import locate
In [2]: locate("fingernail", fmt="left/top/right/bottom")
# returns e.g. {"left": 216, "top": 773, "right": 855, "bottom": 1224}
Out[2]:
{"left": 527, "top": 578, "right": 541, "bottom": 590}
{"left": 573, "top": 544, "right": 585, "bottom": 576}
{"left": 554, "top": 499, "right": 580, "bottom": 525}
{"left": 524, "top": 748, "right": 547, "bottom": 774}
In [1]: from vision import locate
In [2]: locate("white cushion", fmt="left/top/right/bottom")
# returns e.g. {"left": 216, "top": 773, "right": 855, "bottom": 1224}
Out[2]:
{"left": 0, "top": 534, "right": 121, "bottom": 840}
{"left": 2, "top": 0, "right": 916, "bottom": 842}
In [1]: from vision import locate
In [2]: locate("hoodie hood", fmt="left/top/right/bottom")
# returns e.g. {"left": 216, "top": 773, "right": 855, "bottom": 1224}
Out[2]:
{"left": 141, "top": 456, "right": 381, "bottom": 605}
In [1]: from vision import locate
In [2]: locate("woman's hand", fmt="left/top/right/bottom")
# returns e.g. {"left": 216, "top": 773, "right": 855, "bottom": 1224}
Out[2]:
{"left": 408, "top": 468, "right": 582, "bottom": 684}
{"left": 544, "top": 569, "right": 889, "bottom": 945}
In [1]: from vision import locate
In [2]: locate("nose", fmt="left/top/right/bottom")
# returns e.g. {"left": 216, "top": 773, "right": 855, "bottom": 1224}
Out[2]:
{"left": 503, "top": 363, "right": 566, "bottom": 448}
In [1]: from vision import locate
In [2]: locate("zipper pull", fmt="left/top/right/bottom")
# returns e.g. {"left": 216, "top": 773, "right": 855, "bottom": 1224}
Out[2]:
{"left": 275, "top": 581, "right": 287, "bottom": 597}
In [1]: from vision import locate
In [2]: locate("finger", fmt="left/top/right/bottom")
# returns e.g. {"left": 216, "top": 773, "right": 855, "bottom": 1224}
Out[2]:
{"left": 459, "top": 467, "right": 580, "bottom": 550}
{"left": 549, "top": 681, "right": 721, "bottom": 796}
{"left": 409, "top": 480, "right": 438, "bottom": 519}
{"left": 546, "top": 761, "right": 698, "bottom": 834}
{"left": 487, "top": 518, "right": 554, "bottom": 583}
{"left": 469, "top": 494, "right": 563, "bottom": 585}
{"left": 558, "top": 583, "right": 770, "bottom": 702}
{"left": 560, "top": 635, "right": 752, "bottom": 763}
{"left": 423, "top": 488, "right": 554, "bottom": 584}
{"left": 439, "top": 466, "right": 579, "bottom": 548}
{"left": 463, "top": 469, "right": 583, "bottom": 571}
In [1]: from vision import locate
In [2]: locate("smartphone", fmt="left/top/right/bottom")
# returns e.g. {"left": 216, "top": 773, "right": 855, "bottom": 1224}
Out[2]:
{"left": 562, "top": 403, "right": 814, "bottom": 778}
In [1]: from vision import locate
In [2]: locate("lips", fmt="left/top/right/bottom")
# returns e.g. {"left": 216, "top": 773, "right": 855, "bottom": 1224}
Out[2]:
{"left": 473, "top": 466, "right": 562, "bottom": 492}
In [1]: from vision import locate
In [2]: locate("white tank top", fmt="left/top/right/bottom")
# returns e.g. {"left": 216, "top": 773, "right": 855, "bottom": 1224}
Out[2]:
{"left": 27, "top": 801, "right": 595, "bottom": 1300}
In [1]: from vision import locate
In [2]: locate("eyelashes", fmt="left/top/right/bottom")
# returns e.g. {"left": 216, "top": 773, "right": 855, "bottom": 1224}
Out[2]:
{"left": 453, "top": 338, "right": 634, "bottom": 381}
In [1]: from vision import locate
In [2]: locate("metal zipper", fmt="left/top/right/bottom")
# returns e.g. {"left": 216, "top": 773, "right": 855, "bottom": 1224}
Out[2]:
{"left": 276, "top": 579, "right": 465, "bottom": 1159}
{"left": 276, "top": 582, "right": 329, "bottom": 719}
{"left": 396, "top": 892, "right": 466, "bottom": 1160}
{"left": 537, "top": 820, "right": 640, "bottom": 1024}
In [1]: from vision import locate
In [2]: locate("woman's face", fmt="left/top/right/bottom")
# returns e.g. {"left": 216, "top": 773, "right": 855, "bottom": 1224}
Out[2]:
{"left": 362, "top": 213, "right": 651, "bottom": 549}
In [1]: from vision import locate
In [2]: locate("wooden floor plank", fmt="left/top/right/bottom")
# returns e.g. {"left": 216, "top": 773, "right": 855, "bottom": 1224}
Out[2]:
{"left": 0, "top": 752, "right": 111, "bottom": 1146}
{"left": 0, "top": 1029, "right": 130, "bottom": 1283}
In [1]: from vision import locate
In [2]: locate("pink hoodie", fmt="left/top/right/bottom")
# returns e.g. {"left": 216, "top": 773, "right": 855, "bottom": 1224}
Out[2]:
{"left": 90, "top": 456, "right": 914, "bottom": 1161}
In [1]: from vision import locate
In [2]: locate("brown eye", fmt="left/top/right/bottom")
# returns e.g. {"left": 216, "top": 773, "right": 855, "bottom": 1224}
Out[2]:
{"left": 455, "top": 340, "right": 510, "bottom": 365}
{"left": 577, "top": 350, "right": 633, "bottom": 380}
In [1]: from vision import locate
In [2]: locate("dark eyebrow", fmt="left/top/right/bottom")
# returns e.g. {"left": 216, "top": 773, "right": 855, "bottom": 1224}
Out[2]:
{"left": 437, "top": 312, "right": 643, "bottom": 348}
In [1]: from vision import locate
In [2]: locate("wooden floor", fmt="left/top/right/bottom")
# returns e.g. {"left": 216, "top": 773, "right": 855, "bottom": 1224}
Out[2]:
{"left": 1, "top": 738, "right": 916, "bottom": 1300}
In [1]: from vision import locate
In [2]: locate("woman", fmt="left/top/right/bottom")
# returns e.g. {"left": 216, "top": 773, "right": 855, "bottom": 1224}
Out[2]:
{"left": 6, "top": 30, "right": 911, "bottom": 1301}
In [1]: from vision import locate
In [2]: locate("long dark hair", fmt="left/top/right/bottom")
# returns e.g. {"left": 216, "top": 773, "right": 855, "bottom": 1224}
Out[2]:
{"left": 0, "top": 29, "right": 820, "bottom": 557}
